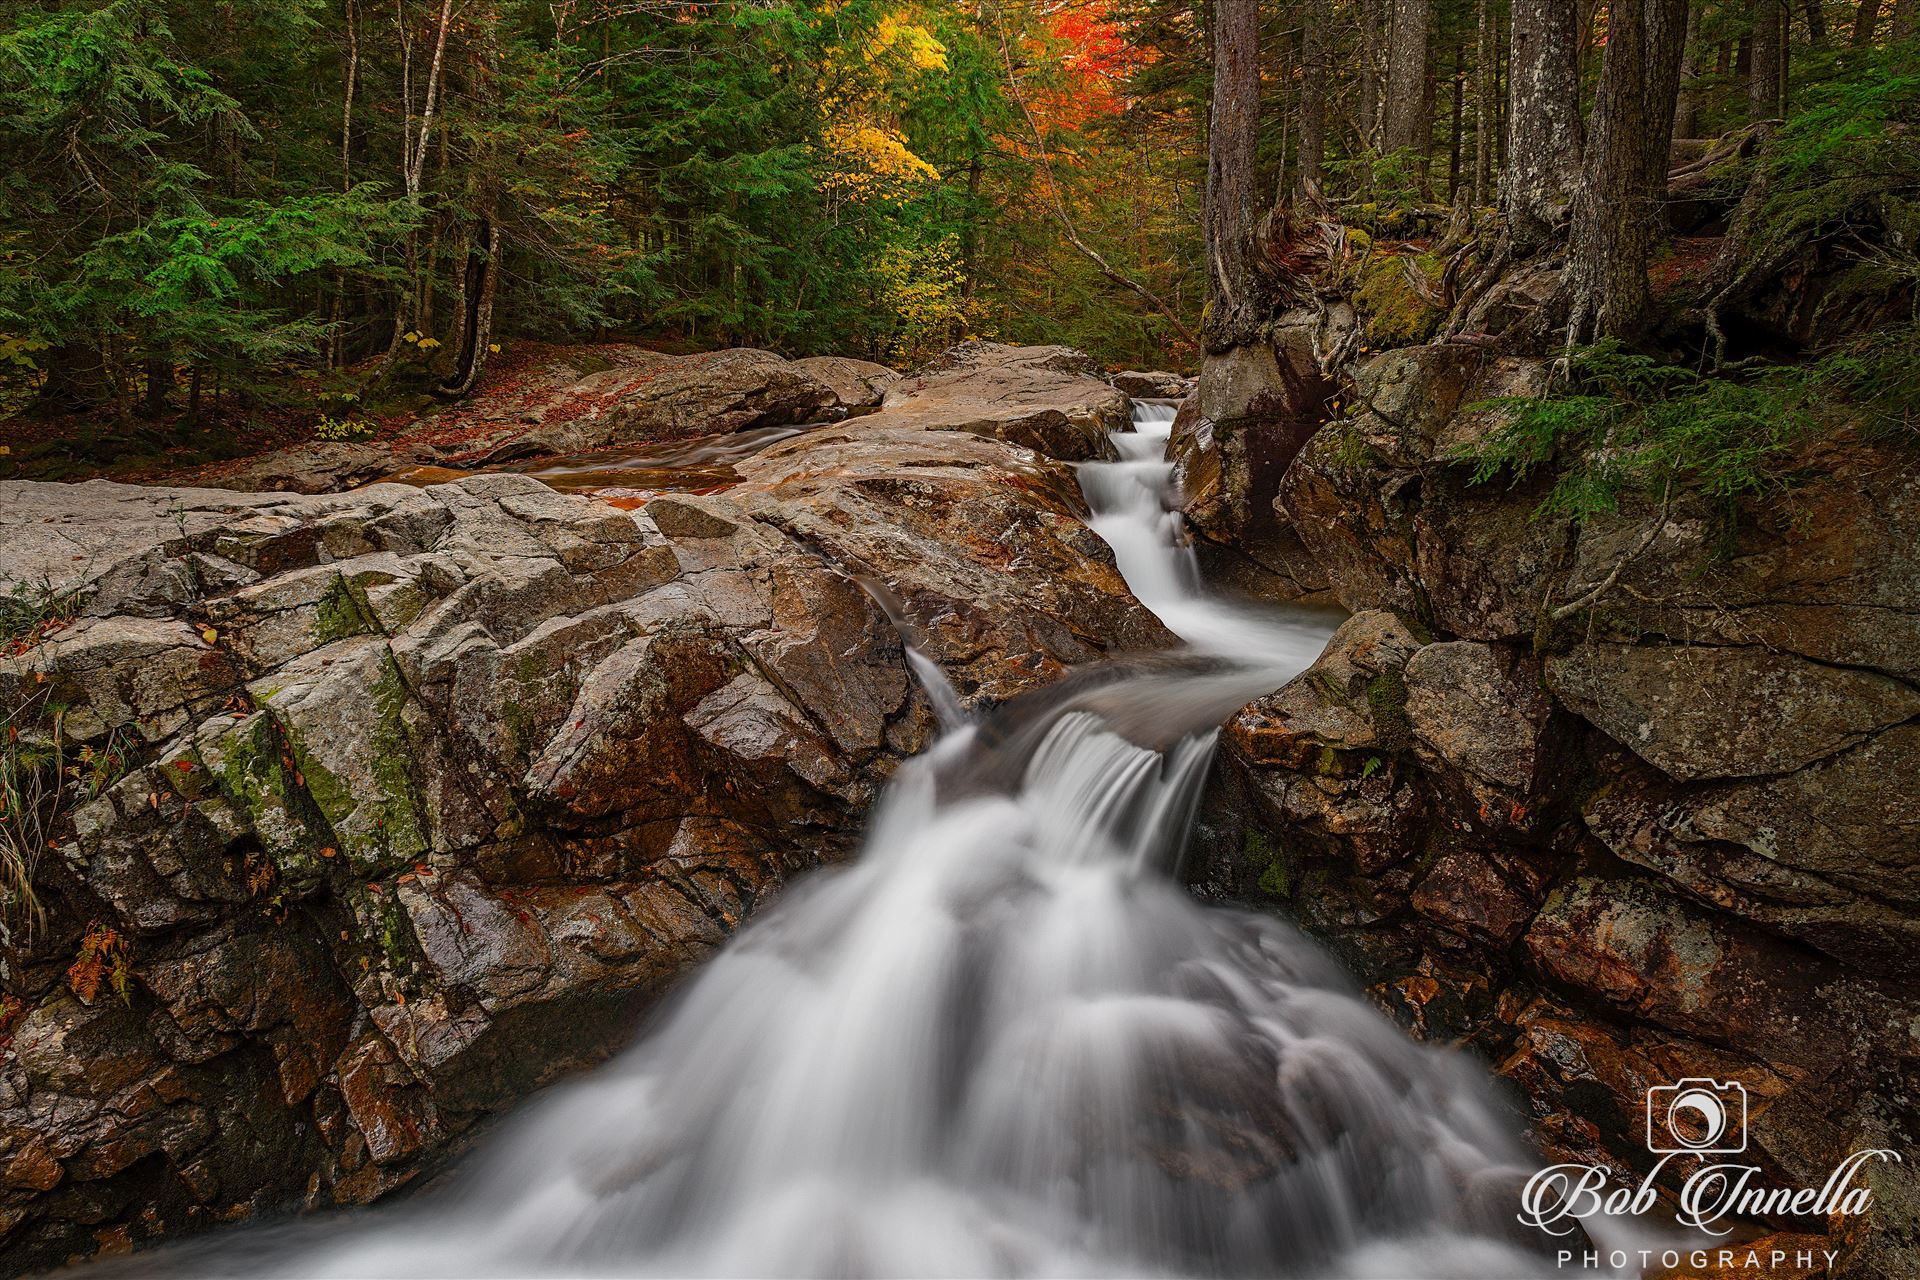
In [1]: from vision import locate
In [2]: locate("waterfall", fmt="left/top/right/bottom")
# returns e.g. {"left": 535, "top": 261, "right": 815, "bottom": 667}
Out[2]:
{"left": 135, "top": 401, "right": 1574, "bottom": 1279}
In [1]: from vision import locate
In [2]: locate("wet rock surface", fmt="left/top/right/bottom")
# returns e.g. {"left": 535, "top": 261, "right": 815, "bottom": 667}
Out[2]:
{"left": 1189, "top": 342, "right": 1920, "bottom": 1278}
{"left": 1168, "top": 307, "right": 1347, "bottom": 602}
{"left": 0, "top": 343, "right": 1165, "bottom": 1270}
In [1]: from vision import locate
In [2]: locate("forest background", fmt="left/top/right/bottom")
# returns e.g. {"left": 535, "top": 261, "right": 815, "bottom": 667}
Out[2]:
{"left": 0, "top": 0, "right": 1912, "bottom": 434}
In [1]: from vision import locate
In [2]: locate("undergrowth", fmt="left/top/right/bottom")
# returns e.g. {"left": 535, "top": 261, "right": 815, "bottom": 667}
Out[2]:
{"left": 3, "top": 585, "right": 134, "bottom": 940}
{"left": 2, "top": 578, "right": 80, "bottom": 653}
{"left": 1738, "top": 48, "right": 1920, "bottom": 322}
{"left": 1456, "top": 330, "right": 1919, "bottom": 523}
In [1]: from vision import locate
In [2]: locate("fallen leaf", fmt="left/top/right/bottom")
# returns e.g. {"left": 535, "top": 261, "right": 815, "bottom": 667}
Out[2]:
{"left": 200, "top": 627, "right": 218, "bottom": 645}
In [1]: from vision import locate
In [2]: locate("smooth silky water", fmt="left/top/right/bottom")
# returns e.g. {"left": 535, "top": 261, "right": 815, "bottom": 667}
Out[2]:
{"left": 126, "top": 401, "right": 1582, "bottom": 1278}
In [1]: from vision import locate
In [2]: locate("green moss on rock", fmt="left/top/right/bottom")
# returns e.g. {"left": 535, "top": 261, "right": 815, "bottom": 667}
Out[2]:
{"left": 1365, "top": 668, "right": 1413, "bottom": 754}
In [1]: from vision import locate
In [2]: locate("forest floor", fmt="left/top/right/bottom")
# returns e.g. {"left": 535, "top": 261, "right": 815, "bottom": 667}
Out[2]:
{"left": 0, "top": 339, "right": 680, "bottom": 490}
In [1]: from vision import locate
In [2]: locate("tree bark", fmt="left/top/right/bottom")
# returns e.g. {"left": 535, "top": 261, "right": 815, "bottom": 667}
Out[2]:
{"left": 1360, "top": 0, "right": 1385, "bottom": 149}
{"left": 1382, "top": 0, "right": 1433, "bottom": 154}
{"left": 1205, "top": 0, "right": 1270, "bottom": 348}
{"left": 1473, "top": 0, "right": 1496, "bottom": 203}
{"left": 1563, "top": 0, "right": 1691, "bottom": 340}
{"left": 1894, "top": 0, "right": 1917, "bottom": 39}
{"left": 1750, "top": 0, "right": 1785, "bottom": 121}
{"left": 1298, "top": 0, "right": 1329, "bottom": 195}
{"left": 442, "top": 217, "right": 500, "bottom": 398}
{"left": 1675, "top": 0, "right": 1701, "bottom": 137}
{"left": 1502, "top": 0, "right": 1584, "bottom": 250}
{"left": 1448, "top": 35, "right": 1466, "bottom": 197}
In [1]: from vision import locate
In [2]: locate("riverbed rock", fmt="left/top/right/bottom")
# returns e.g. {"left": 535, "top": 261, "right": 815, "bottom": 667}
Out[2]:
{"left": 0, "top": 372, "right": 1164, "bottom": 1270}
{"left": 1168, "top": 307, "right": 1351, "bottom": 601}
{"left": 1196, "top": 341, "right": 1920, "bottom": 1277}
{"left": 1110, "top": 370, "right": 1192, "bottom": 399}
{"left": 874, "top": 341, "right": 1130, "bottom": 461}
{"left": 788, "top": 356, "right": 899, "bottom": 408}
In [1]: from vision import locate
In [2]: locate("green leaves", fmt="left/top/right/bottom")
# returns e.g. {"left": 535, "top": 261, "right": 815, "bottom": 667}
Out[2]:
{"left": 1459, "top": 340, "right": 1822, "bottom": 524}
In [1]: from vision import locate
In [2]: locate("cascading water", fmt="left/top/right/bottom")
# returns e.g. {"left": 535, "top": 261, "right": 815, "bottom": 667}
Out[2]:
{"left": 136, "top": 401, "right": 1573, "bottom": 1279}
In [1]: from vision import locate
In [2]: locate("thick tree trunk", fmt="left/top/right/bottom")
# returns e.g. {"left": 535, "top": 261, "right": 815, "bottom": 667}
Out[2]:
{"left": 1750, "top": 0, "right": 1785, "bottom": 120}
{"left": 1894, "top": 0, "right": 1917, "bottom": 39}
{"left": 1382, "top": 0, "right": 1433, "bottom": 154}
{"left": 1205, "top": 0, "right": 1269, "bottom": 348}
{"left": 1563, "top": 0, "right": 1691, "bottom": 340}
{"left": 1299, "top": 0, "right": 1329, "bottom": 195}
{"left": 1473, "top": 0, "right": 1496, "bottom": 203}
{"left": 1502, "top": 0, "right": 1584, "bottom": 250}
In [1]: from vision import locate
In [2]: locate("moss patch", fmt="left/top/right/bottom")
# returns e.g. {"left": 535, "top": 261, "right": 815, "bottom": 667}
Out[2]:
{"left": 1365, "top": 667, "right": 1414, "bottom": 754}
{"left": 1355, "top": 253, "right": 1443, "bottom": 349}
{"left": 313, "top": 574, "right": 379, "bottom": 647}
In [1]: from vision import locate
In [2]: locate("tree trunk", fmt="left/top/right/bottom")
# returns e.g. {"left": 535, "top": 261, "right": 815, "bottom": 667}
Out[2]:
{"left": 442, "top": 217, "right": 501, "bottom": 398}
{"left": 1299, "top": 0, "right": 1329, "bottom": 195}
{"left": 1502, "top": 0, "right": 1585, "bottom": 250}
{"left": 1563, "top": 0, "right": 1691, "bottom": 340}
{"left": 1382, "top": 0, "right": 1433, "bottom": 154}
{"left": 960, "top": 153, "right": 983, "bottom": 297}
{"left": 1852, "top": 0, "right": 1880, "bottom": 45}
{"left": 1448, "top": 35, "right": 1466, "bottom": 197}
{"left": 1805, "top": 0, "right": 1829, "bottom": 42}
{"left": 1360, "top": 0, "right": 1384, "bottom": 150}
{"left": 140, "top": 356, "right": 170, "bottom": 419}
{"left": 1675, "top": 0, "right": 1701, "bottom": 137}
{"left": 1205, "top": 0, "right": 1270, "bottom": 348}
{"left": 1894, "top": 0, "right": 1916, "bottom": 39}
{"left": 28, "top": 343, "right": 110, "bottom": 418}
{"left": 1750, "top": 0, "right": 1785, "bottom": 120}
{"left": 1473, "top": 0, "right": 1496, "bottom": 203}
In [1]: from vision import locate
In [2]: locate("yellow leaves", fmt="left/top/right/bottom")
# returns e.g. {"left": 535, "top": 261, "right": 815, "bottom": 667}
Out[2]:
{"left": 199, "top": 626, "right": 218, "bottom": 645}
{"left": 819, "top": 123, "right": 940, "bottom": 201}
{"left": 870, "top": 12, "right": 947, "bottom": 72}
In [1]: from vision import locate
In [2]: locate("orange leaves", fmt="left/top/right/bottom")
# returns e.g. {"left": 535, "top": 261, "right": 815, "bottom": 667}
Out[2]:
{"left": 67, "top": 922, "right": 132, "bottom": 1006}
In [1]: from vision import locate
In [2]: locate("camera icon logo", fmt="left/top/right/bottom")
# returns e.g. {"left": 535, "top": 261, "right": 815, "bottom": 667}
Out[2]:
{"left": 1646, "top": 1078, "right": 1748, "bottom": 1155}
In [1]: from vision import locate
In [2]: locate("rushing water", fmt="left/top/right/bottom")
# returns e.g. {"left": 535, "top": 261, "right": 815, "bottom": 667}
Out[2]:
{"left": 139, "top": 401, "right": 1568, "bottom": 1278}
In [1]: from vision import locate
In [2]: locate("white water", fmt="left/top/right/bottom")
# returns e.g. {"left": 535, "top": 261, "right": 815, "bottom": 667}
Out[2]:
{"left": 139, "top": 402, "right": 1569, "bottom": 1278}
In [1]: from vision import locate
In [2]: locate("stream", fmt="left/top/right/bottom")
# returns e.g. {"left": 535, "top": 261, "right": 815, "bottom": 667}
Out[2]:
{"left": 133, "top": 403, "right": 1575, "bottom": 1278}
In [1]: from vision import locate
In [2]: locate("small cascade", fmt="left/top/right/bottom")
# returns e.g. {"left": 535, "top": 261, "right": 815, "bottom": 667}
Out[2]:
{"left": 137, "top": 399, "right": 1581, "bottom": 1279}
